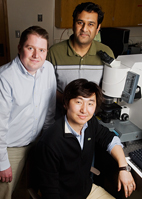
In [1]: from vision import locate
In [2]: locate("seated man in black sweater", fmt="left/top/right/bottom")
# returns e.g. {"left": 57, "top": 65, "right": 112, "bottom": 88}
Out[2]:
{"left": 35, "top": 79, "right": 135, "bottom": 199}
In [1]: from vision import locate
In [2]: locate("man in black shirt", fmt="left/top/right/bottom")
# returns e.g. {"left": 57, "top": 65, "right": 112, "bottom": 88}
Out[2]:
{"left": 36, "top": 79, "right": 135, "bottom": 199}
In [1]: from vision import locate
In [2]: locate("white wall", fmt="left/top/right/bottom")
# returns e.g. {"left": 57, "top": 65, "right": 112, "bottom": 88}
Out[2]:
{"left": 7, "top": 0, "right": 142, "bottom": 60}
{"left": 7, "top": 0, "right": 55, "bottom": 59}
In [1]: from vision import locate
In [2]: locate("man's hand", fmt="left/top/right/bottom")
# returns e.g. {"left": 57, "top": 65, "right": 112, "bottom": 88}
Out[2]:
{"left": 118, "top": 170, "right": 136, "bottom": 198}
{"left": 0, "top": 167, "right": 12, "bottom": 183}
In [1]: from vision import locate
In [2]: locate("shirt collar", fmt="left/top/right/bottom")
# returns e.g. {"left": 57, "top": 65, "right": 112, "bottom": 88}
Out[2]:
{"left": 67, "top": 34, "right": 97, "bottom": 57}
{"left": 16, "top": 55, "right": 45, "bottom": 77}
{"left": 64, "top": 115, "right": 88, "bottom": 137}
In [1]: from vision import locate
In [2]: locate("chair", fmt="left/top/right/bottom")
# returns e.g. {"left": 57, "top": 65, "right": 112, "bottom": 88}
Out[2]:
{"left": 28, "top": 188, "right": 41, "bottom": 199}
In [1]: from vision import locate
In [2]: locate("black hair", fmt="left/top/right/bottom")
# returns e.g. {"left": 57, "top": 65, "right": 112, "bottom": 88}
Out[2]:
{"left": 63, "top": 78, "right": 103, "bottom": 114}
{"left": 72, "top": 2, "right": 104, "bottom": 28}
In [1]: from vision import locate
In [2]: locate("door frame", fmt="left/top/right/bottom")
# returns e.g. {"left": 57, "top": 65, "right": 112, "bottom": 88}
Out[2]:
{"left": 0, "top": 0, "right": 10, "bottom": 65}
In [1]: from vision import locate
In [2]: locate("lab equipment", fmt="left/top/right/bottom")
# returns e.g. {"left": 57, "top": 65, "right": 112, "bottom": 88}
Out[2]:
{"left": 98, "top": 53, "right": 142, "bottom": 142}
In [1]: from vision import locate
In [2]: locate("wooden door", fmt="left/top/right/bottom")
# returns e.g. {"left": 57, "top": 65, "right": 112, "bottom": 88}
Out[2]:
{"left": 0, "top": 0, "right": 10, "bottom": 66}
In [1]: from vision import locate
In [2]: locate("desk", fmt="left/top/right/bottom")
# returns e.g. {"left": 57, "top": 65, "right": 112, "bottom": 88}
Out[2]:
{"left": 94, "top": 139, "right": 142, "bottom": 199}
{"left": 123, "top": 140, "right": 142, "bottom": 199}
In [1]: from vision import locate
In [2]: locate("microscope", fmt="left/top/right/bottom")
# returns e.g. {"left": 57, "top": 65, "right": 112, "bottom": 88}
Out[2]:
{"left": 97, "top": 51, "right": 142, "bottom": 142}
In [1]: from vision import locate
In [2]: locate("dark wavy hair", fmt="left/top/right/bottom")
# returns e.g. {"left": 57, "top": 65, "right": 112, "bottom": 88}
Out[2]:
{"left": 72, "top": 2, "right": 104, "bottom": 28}
{"left": 63, "top": 78, "right": 103, "bottom": 114}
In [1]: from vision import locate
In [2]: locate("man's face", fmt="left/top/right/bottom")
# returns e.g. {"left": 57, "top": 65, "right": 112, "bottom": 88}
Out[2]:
{"left": 18, "top": 34, "right": 47, "bottom": 75}
{"left": 73, "top": 10, "right": 100, "bottom": 47}
{"left": 66, "top": 94, "right": 96, "bottom": 133}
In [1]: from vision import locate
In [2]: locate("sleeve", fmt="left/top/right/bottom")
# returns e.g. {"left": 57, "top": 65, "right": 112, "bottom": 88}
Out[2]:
{"left": 35, "top": 141, "right": 60, "bottom": 199}
{"left": 0, "top": 77, "right": 12, "bottom": 171}
{"left": 107, "top": 136, "right": 124, "bottom": 154}
{"left": 108, "top": 47, "right": 115, "bottom": 59}
{"left": 103, "top": 45, "right": 115, "bottom": 59}
{"left": 43, "top": 64, "right": 57, "bottom": 130}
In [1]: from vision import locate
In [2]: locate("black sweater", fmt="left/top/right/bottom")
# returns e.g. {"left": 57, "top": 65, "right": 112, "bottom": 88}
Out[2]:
{"left": 35, "top": 116, "right": 115, "bottom": 199}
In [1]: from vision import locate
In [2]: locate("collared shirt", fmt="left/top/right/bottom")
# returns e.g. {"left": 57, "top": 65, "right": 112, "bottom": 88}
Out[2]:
{"left": 47, "top": 34, "right": 114, "bottom": 93}
{"left": 0, "top": 55, "right": 56, "bottom": 171}
{"left": 65, "top": 116, "right": 123, "bottom": 153}
{"left": 65, "top": 115, "right": 88, "bottom": 150}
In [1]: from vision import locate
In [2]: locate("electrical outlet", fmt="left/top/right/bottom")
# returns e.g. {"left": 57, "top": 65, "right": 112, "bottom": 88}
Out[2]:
{"left": 15, "top": 30, "right": 20, "bottom": 38}
{"left": 38, "top": 14, "right": 43, "bottom": 22}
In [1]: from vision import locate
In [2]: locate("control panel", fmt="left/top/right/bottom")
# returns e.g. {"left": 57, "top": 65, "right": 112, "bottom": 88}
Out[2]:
{"left": 121, "top": 71, "right": 139, "bottom": 103}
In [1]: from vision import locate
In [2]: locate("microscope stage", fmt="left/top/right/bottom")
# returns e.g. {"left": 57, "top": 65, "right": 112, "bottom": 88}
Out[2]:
{"left": 98, "top": 119, "right": 142, "bottom": 143}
